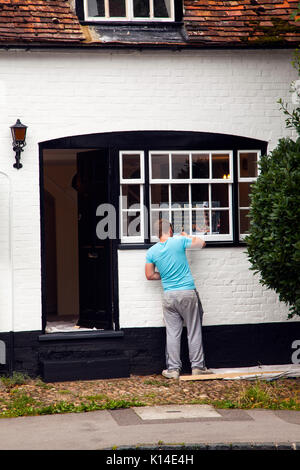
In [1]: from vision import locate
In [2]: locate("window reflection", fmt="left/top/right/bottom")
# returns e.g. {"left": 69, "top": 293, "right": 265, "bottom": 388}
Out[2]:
{"left": 122, "top": 154, "right": 141, "bottom": 179}
{"left": 154, "top": 0, "right": 171, "bottom": 17}
{"left": 212, "top": 154, "right": 230, "bottom": 179}
{"left": 192, "top": 154, "right": 209, "bottom": 179}
{"left": 121, "top": 185, "right": 140, "bottom": 208}
{"left": 133, "top": 0, "right": 150, "bottom": 17}
{"left": 212, "top": 211, "right": 229, "bottom": 234}
{"left": 151, "top": 184, "right": 169, "bottom": 206}
{"left": 192, "top": 184, "right": 209, "bottom": 207}
{"left": 171, "top": 154, "right": 189, "bottom": 179}
{"left": 171, "top": 211, "right": 190, "bottom": 235}
{"left": 211, "top": 184, "right": 229, "bottom": 207}
{"left": 239, "top": 182, "right": 252, "bottom": 207}
{"left": 192, "top": 210, "right": 210, "bottom": 235}
{"left": 109, "top": 0, "right": 126, "bottom": 16}
{"left": 239, "top": 152, "right": 258, "bottom": 178}
{"left": 122, "top": 212, "right": 141, "bottom": 237}
{"left": 88, "top": 0, "right": 105, "bottom": 16}
{"left": 240, "top": 209, "right": 250, "bottom": 234}
{"left": 171, "top": 184, "right": 189, "bottom": 207}
{"left": 151, "top": 154, "right": 169, "bottom": 179}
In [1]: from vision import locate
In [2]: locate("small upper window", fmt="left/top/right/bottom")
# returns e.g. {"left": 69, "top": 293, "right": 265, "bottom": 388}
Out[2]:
{"left": 84, "top": 0, "right": 175, "bottom": 21}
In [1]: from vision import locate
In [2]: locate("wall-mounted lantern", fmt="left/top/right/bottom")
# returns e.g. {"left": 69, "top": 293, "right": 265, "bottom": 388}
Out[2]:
{"left": 10, "top": 119, "right": 27, "bottom": 169}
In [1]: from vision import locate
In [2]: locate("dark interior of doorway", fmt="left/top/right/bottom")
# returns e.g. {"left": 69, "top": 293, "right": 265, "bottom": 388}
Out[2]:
{"left": 42, "top": 148, "right": 114, "bottom": 332}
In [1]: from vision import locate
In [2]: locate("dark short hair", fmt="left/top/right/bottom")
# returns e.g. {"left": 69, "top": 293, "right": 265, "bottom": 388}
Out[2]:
{"left": 153, "top": 218, "right": 172, "bottom": 238}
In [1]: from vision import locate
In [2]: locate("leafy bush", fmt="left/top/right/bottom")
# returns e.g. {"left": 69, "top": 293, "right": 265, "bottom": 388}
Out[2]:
{"left": 246, "top": 134, "right": 300, "bottom": 318}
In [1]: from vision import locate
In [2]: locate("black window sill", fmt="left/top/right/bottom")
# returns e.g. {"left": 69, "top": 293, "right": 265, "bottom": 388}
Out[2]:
{"left": 80, "top": 21, "right": 187, "bottom": 45}
{"left": 38, "top": 330, "right": 124, "bottom": 342}
{"left": 118, "top": 242, "right": 247, "bottom": 250}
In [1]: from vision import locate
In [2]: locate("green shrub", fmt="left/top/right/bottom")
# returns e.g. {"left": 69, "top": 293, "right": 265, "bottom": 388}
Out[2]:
{"left": 246, "top": 137, "right": 300, "bottom": 317}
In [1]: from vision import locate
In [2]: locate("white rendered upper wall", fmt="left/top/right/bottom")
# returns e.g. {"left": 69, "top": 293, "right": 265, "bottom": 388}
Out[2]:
{"left": 0, "top": 48, "right": 297, "bottom": 332}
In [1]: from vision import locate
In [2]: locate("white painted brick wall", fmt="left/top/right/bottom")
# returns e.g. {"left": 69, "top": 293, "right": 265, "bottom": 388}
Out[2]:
{"left": 118, "top": 247, "right": 291, "bottom": 328}
{"left": 0, "top": 48, "right": 298, "bottom": 332}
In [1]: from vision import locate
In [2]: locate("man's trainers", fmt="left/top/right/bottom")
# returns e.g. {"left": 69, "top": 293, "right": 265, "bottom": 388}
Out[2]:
{"left": 192, "top": 367, "right": 213, "bottom": 375}
{"left": 162, "top": 369, "right": 180, "bottom": 379}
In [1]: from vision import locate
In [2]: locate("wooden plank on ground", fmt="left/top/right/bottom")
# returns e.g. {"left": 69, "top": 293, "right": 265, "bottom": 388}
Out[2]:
{"left": 180, "top": 370, "right": 286, "bottom": 381}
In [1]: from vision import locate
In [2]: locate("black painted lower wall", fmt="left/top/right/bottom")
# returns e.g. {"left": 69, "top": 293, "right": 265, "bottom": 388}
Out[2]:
{"left": 122, "top": 322, "right": 300, "bottom": 374}
{"left": 0, "top": 321, "right": 299, "bottom": 380}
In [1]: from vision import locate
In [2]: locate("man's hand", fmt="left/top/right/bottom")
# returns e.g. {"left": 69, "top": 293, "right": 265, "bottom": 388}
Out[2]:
{"left": 145, "top": 263, "right": 161, "bottom": 280}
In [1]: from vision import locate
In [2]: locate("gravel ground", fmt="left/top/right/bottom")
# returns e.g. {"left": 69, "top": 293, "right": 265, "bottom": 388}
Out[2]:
{"left": 0, "top": 374, "right": 300, "bottom": 410}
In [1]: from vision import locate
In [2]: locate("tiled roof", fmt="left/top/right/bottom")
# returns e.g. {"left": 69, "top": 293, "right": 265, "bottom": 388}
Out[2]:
{"left": 0, "top": 0, "right": 299, "bottom": 46}
{"left": 0, "top": 0, "right": 84, "bottom": 44}
{"left": 184, "top": 0, "right": 300, "bottom": 46}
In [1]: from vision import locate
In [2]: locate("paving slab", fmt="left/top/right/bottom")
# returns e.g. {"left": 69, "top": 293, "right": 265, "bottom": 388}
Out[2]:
{"left": 132, "top": 404, "right": 222, "bottom": 420}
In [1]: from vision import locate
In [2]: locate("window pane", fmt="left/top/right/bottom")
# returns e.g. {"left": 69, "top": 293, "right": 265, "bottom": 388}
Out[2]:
{"left": 133, "top": 0, "right": 150, "bottom": 17}
{"left": 151, "top": 184, "right": 169, "bottom": 207}
{"left": 212, "top": 210, "right": 229, "bottom": 234}
{"left": 171, "top": 184, "right": 189, "bottom": 208}
{"left": 239, "top": 152, "right": 258, "bottom": 178}
{"left": 172, "top": 154, "right": 189, "bottom": 179}
{"left": 88, "top": 0, "right": 105, "bottom": 16}
{"left": 192, "top": 210, "right": 210, "bottom": 235}
{"left": 239, "top": 182, "right": 252, "bottom": 207}
{"left": 171, "top": 211, "right": 190, "bottom": 235}
{"left": 154, "top": 0, "right": 171, "bottom": 17}
{"left": 122, "top": 154, "right": 141, "bottom": 179}
{"left": 109, "top": 0, "right": 126, "bottom": 17}
{"left": 191, "top": 184, "right": 209, "bottom": 207}
{"left": 122, "top": 185, "right": 140, "bottom": 208}
{"left": 211, "top": 184, "right": 229, "bottom": 207}
{"left": 192, "top": 153, "right": 209, "bottom": 179}
{"left": 151, "top": 154, "right": 169, "bottom": 179}
{"left": 122, "top": 212, "right": 141, "bottom": 237}
{"left": 240, "top": 209, "right": 250, "bottom": 234}
{"left": 212, "top": 153, "right": 230, "bottom": 179}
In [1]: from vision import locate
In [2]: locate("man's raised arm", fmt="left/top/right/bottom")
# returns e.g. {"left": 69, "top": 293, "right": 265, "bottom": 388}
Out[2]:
{"left": 181, "top": 232, "right": 206, "bottom": 249}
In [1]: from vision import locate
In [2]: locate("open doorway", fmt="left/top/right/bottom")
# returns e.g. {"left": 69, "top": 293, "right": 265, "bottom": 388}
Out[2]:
{"left": 42, "top": 148, "right": 114, "bottom": 333}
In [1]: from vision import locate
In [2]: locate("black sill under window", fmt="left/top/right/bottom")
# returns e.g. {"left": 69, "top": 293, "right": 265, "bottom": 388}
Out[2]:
{"left": 78, "top": 22, "right": 187, "bottom": 45}
{"left": 118, "top": 241, "right": 247, "bottom": 250}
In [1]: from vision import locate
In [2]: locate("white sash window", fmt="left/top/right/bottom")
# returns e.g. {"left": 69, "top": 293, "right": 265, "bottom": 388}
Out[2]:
{"left": 84, "top": 0, "right": 174, "bottom": 21}
{"left": 149, "top": 151, "right": 233, "bottom": 242}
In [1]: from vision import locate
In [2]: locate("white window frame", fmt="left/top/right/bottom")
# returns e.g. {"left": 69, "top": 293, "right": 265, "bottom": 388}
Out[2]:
{"left": 84, "top": 0, "right": 175, "bottom": 22}
{"left": 238, "top": 150, "right": 261, "bottom": 240}
{"left": 119, "top": 151, "right": 145, "bottom": 243}
{"left": 149, "top": 150, "right": 233, "bottom": 243}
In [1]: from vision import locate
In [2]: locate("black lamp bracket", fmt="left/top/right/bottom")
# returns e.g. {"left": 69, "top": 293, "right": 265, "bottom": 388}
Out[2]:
{"left": 13, "top": 142, "right": 26, "bottom": 170}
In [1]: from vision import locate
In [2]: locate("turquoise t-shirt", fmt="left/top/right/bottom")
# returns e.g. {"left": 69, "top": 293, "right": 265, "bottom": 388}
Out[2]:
{"left": 145, "top": 236, "right": 195, "bottom": 292}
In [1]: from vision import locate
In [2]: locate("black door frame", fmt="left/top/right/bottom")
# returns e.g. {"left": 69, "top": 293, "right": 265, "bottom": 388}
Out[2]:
{"left": 39, "top": 143, "right": 121, "bottom": 333}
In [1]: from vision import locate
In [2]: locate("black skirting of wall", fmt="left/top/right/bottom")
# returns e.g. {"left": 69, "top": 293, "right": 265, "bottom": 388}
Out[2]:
{"left": 0, "top": 321, "right": 299, "bottom": 379}
{"left": 122, "top": 322, "right": 300, "bottom": 373}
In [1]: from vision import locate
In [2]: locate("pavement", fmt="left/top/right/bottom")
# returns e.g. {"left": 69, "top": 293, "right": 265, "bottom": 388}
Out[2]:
{"left": 0, "top": 404, "right": 299, "bottom": 451}
{"left": 1, "top": 365, "right": 300, "bottom": 454}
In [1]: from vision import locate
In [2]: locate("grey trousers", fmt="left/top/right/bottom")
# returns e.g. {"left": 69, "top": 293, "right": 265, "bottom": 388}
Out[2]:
{"left": 162, "top": 289, "right": 205, "bottom": 371}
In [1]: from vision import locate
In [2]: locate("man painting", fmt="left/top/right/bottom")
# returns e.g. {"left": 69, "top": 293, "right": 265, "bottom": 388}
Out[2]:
{"left": 145, "top": 219, "right": 212, "bottom": 379}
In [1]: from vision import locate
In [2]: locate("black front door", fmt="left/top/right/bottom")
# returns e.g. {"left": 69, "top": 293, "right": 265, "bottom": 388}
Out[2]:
{"left": 76, "top": 150, "right": 113, "bottom": 329}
